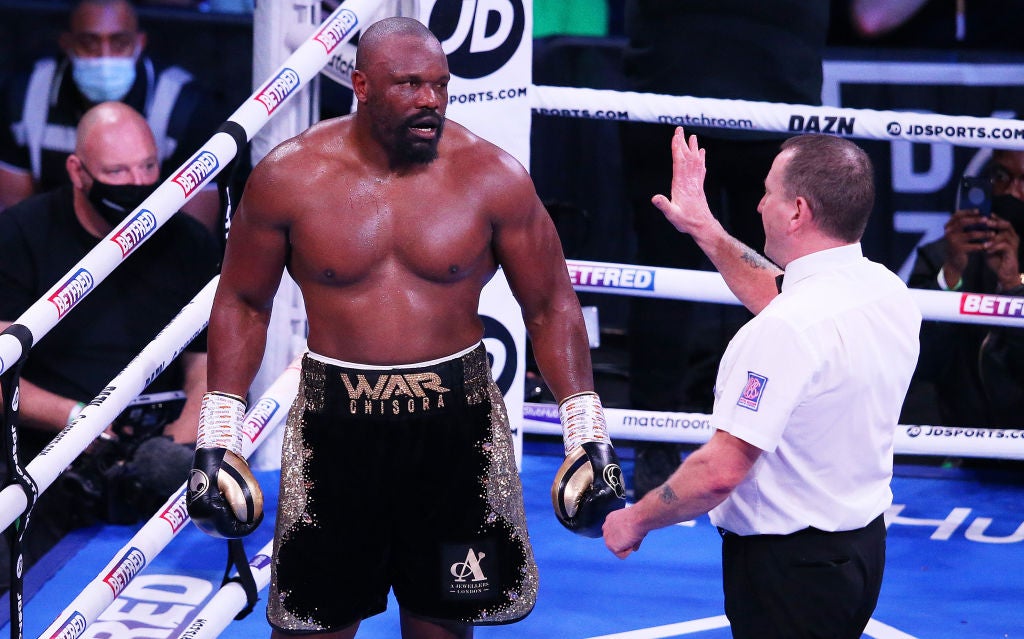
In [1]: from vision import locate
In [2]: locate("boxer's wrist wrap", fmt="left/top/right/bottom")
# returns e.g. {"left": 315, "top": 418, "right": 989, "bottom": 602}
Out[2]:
{"left": 558, "top": 391, "right": 609, "bottom": 455}
{"left": 197, "top": 391, "right": 246, "bottom": 456}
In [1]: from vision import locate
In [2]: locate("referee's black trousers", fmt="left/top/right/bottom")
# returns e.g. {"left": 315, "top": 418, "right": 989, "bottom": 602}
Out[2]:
{"left": 720, "top": 515, "right": 886, "bottom": 639}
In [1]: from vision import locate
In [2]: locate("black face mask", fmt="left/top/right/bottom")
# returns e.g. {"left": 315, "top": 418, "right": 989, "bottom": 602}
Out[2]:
{"left": 87, "top": 179, "right": 154, "bottom": 225}
{"left": 992, "top": 194, "right": 1024, "bottom": 238}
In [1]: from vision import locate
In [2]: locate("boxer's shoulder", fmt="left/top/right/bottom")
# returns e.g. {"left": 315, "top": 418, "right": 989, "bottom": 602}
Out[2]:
{"left": 441, "top": 122, "right": 530, "bottom": 185}
{"left": 261, "top": 117, "right": 355, "bottom": 165}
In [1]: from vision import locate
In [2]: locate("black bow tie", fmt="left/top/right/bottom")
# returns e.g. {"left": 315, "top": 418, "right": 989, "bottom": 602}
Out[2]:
{"left": 775, "top": 273, "right": 785, "bottom": 293}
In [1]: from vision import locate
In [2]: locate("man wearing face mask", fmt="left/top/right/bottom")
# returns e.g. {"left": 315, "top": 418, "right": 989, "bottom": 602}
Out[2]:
{"left": 905, "top": 149, "right": 1024, "bottom": 429}
{"left": 0, "top": 0, "right": 223, "bottom": 233}
{"left": 0, "top": 102, "right": 218, "bottom": 590}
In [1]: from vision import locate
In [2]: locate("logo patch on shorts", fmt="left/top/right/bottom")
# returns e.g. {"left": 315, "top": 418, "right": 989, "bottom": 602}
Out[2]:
{"left": 737, "top": 371, "right": 768, "bottom": 411}
{"left": 442, "top": 541, "right": 497, "bottom": 601}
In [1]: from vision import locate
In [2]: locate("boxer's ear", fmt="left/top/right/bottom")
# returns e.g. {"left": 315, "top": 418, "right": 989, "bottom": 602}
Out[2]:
{"left": 352, "top": 70, "right": 369, "bottom": 103}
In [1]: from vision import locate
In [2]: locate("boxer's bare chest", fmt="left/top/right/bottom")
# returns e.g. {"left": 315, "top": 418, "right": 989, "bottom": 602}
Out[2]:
{"left": 286, "top": 169, "right": 495, "bottom": 286}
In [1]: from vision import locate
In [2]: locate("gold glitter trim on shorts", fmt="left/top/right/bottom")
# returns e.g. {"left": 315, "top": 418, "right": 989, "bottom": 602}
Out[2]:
{"left": 267, "top": 366, "right": 328, "bottom": 633}
{"left": 461, "top": 343, "right": 490, "bottom": 406}
{"left": 469, "top": 365, "right": 539, "bottom": 624}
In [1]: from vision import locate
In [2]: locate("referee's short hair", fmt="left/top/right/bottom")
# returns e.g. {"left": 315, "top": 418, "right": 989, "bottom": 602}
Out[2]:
{"left": 780, "top": 134, "right": 875, "bottom": 243}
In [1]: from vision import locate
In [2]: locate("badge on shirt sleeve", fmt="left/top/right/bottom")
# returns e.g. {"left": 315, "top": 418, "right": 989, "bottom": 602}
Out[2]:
{"left": 737, "top": 371, "right": 768, "bottom": 411}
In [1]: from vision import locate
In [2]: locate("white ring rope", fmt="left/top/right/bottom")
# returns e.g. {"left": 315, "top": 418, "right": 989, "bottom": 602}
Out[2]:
{"left": 38, "top": 357, "right": 301, "bottom": 639}
{"left": 530, "top": 84, "right": 1024, "bottom": 150}
{"left": 302, "top": 37, "right": 1024, "bottom": 158}
{"left": 176, "top": 538, "right": 276, "bottom": 639}
{"left": 566, "top": 259, "right": 1024, "bottom": 328}
{"left": 313, "top": 44, "right": 1024, "bottom": 155}
{"left": 315, "top": 56, "right": 1024, "bottom": 150}
{"left": 559, "top": 259, "right": 1024, "bottom": 459}
{"left": 0, "top": 277, "right": 217, "bottom": 532}
{"left": 0, "top": 0, "right": 386, "bottom": 379}
{"left": 523, "top": 403, "right": 1024, "bottom": 461}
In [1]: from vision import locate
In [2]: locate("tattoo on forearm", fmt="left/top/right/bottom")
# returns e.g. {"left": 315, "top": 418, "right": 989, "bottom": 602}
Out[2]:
{"left": 658, "top": 484, "right": 677, "bottom": 504}
{"left": 740, "top": 247, "right": 772, "bottom": 270}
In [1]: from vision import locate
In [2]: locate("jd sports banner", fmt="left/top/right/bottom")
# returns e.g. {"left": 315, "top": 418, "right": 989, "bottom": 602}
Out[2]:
{"left": 822, "top": 59, "right": 1024, "bottom": 280}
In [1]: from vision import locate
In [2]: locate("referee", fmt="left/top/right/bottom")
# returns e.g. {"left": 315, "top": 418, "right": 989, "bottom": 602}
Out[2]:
{"left": 604, "top": 130, "right": 922, "bottom": 639}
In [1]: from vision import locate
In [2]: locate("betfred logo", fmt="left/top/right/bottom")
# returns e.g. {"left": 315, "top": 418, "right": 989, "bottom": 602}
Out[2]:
{"left": 110, "top": 209, "right": 158, "bottom": 257}
{"left": 173, "top": 151, "right": 219, "bottom": 197}
{"left": 48, "top": 268, "right": 94, "bottom": 317}
{"left": 242, "top": 398, "right": 280, "bottom": 444}
{"left": 103, "top": 547, "right": 146, "bottom": 597}
{"left": 314, "top": 9, "right": 358, "bottom": 54}
{"left": 255, "top": 68, "right": 300, "bottom": 115}
{"left": 567, "top": 264, "right": 655, "bottom": 290}
{"left": 49, "top": 611, "right": 86, "bottom": 639}
{"left": 961, "top": 293, "right": 1024, "bottom": 318}
{"left": 251, "top": 553, "right": 273, "bottom": 570}
{"left": 159, "top": 488, "right": 189, "bottom": 533}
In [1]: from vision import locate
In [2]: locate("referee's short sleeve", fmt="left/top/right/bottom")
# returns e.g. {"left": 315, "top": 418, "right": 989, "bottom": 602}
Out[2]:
{"left": 712, "top": 315, "right": 814, "bottom": 452}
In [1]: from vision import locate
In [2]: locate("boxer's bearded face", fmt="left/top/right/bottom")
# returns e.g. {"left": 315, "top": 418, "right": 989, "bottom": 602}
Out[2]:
{"left": 366, "top": 102, "right": 445, "bottom": 166}
{"left": 362, "top": 39, "right": 450, "bottom": 167}
{"left": 393, "top": 110, "right": 445, "bottom": 164}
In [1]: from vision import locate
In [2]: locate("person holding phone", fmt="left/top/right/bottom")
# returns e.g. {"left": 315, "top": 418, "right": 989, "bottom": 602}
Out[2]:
{"left": 903, "top": 149, "right": 1024, "bottom": 429}
{"left": 958, "top": 175, "right": 993, "bottom": 236}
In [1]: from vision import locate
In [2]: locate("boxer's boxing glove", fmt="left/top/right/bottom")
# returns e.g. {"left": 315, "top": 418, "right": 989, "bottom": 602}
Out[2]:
{"left": 551, "top": 391, "right": 626, "bottom": 537}
{"left": 187, "top": 391, "right": 264, "bottom": 538}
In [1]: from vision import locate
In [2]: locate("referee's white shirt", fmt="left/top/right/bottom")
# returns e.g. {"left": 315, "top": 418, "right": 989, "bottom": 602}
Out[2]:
{"left": 709, "top": 243, "right": 921, "bottom": 536}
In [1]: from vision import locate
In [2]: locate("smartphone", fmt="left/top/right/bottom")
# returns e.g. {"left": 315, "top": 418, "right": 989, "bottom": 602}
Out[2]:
{"left": 958, "top": 176, "right": 992, "bottom": 240}
{"left": 958, "top": 176, "right": 992, "bottom": 217}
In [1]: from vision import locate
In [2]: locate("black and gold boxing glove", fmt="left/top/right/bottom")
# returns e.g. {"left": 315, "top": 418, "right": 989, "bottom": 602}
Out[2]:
{"left": 187, "top": 391, "right": 264, "bottom": 539}
{"left": 551, "top": 391, "right": 626, "bottom": 537}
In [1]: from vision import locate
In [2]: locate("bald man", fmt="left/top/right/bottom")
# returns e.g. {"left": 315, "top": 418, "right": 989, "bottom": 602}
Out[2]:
{"left": 0, "top": 102, "right": 218, "bottom": 585}
{"left": 190, "top": 16, "right": 622, "bottom": 639}
{"left": 0, "top": 0, "right": 222, "bottom": 231}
